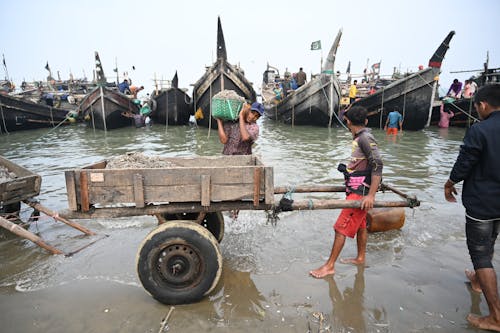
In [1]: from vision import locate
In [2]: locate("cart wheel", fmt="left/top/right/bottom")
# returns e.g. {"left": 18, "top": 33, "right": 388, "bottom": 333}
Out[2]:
{"left": 136, "top": 220, "right": 223, "bottom": 305}
{"left": 158, "top": 212, "right": 225, "bottom": 243}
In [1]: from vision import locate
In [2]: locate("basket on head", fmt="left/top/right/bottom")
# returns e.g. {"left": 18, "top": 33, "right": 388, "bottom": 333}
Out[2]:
{"left": 211, "top": 98, "right": 243, "bottom": 121}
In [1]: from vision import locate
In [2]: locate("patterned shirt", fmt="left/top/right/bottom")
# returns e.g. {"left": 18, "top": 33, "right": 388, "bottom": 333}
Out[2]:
{"left": 347, "top": 128, "right": 383, "bottom": 175}
{"left": 222, "top": 121, "right": 259, "bottom": 155}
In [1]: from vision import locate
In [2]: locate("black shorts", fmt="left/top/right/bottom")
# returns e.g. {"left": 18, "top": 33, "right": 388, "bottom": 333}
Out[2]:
{"left": 466, "top": 215, "right": 500, "bottom": 270}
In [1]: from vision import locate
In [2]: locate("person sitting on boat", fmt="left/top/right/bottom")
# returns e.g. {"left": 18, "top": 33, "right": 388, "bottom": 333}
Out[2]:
{"left": 447, "top": 79, "right": 463, "bottom": 98}
{"left": 273, "top": 84, "right": 283, "bottom": 101}
{"left": 384, "top": 107, "right": 403, "bottom": 135}
{"left": 296, "top": 68, "right": 307, "bottom": 88}
{"left": 349, "top": 80, "right": 358, "bottom": 104}
{"left": 118, "top": 79, "right": 130, "bottom": 94}
{"left": 129, "top": 85, "right": 144, "bottom": 99}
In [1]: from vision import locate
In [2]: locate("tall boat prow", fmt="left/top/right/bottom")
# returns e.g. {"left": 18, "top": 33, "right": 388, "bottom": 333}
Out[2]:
{"left": 428, "top": 30, "right": 456, "bottom": 69}
{"left": 192, "top": 17, "right": 256, "bottom": 128}
{"left": 150, "top": 71, "right": 192, "bottom": 126}
{"left": 351, "top": 30, "right": 455, "bottom": 130}
{"left": 262, "top": 29, "right": 343, "bottom": 127}
{"left": 79, "top": 51, "right": 138, "bottom": 130}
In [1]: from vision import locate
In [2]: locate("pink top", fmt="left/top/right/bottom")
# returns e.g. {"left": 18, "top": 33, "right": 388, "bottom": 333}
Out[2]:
{"left": 222, "top": 121, "right": 259, "bottom": 155}
{"left": 438, "top": 106, "right": 454, "bottom": 128}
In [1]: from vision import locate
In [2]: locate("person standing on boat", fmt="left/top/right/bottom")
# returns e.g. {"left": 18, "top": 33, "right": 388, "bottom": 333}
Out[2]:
{"left": 118, "top": 79, "right": 130, "bottom": 94}
{"left": 349, "top": 80, "right": 358, "bottom": 104}
{"left": 310, "top": 106, "right": 383, "bottom": 278}
{"left": 384, "top": 108, "right": 403, "bottom": 134}
{"left": 444, "top": 84, "right": 500, "bottom": 331}
{"left": 447, "top": 79, "right": 463, "bottom": 98}
{"left": 129, "top": 85, "right": 144, "bottom": 99}
{"left": 216, "top": 102, "right": 264, "bottom": 155}
{"left": 296, "top": 68, "right": 307, "bottom": 88}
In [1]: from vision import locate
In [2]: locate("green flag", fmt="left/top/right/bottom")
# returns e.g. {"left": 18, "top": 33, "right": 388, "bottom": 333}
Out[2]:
{"left": 311, "top": 40, "right": 321, "bottom": 50}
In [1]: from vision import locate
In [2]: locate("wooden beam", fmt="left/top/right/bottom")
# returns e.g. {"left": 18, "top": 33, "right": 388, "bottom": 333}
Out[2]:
{"left": 0, "top": 216, "right": 63, "bottom": 255}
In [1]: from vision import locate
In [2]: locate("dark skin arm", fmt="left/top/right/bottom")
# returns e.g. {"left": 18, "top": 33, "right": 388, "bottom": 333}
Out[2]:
{"left": 361, "top": 175, "right": 381, "bottom": 210}
{"left": 216, "top": 118, "right": 228, "bottom": 144}
{"left": 444, "top": 179, "right": 458, "bottom": 202}
{"left": 239, "top": 103, "right": 252, "bottom": 142}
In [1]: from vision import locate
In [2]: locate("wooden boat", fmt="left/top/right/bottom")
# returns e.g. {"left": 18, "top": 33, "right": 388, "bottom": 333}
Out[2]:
{"left": 150, "top": 71, "right": 192, "bottom": 126}
{"left": 0, "top": 92, "right": 71, "bottom": 134}
{"left": 261, "top": 29, "right": 343, "bottom": 127}
{"left": 430, "top": 57, "right": 500, "bottom": 127}
{"left": 192, "top": 17, "right": 256, "bottom": 128}
{"left": 78, "top": 52, "right": 138, "bottom": 130}
{"left": 350, "top": 31, "right": 455, "bottom": 131}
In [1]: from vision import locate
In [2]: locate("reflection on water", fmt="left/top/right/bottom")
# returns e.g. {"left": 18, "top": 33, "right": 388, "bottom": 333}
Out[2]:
{"left": 0, "top": 120, "right": 482, "bottom": 332}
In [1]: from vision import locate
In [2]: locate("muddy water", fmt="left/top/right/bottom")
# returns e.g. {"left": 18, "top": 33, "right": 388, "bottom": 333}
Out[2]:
{"left": 0, "top": 120, "right": 494, "bottom": 332}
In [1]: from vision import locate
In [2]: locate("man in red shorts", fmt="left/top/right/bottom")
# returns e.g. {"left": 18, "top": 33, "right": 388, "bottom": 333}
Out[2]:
{"left": 310, "top": 106, "right": 383, "bottom": 278}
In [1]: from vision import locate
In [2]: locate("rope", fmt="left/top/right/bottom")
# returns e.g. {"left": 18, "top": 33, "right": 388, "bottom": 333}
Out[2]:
{"left": 321, "top": 86, "right": 348, "bottom": 130}
{"left": 0, "top": 103, "right": 9, "bottom": 134}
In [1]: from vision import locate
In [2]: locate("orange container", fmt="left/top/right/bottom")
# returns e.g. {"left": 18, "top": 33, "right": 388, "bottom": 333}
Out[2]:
{"left": 366, "top": 207, "right": 405, "bottom": 233}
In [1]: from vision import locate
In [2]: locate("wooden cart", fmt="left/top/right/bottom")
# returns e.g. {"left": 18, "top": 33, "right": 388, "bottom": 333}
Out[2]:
{"left": 61, "top": 155, "right": 419, "bottom": 305}
{"left": 0, "top": 155, "right": 41, "bottom": 213}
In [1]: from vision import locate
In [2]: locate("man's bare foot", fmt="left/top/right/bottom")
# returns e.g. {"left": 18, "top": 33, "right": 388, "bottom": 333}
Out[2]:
{"left": 467, "top": 314, "right": 500, "bottom": 332}
{"left": 340, "top": 258, "right": 365, "bottom": 265}
{"left": 309, "top": 265, "right": 335, "bottom": 279}
{"left": 465, "top": 269, "right": 482, "bottom": 293}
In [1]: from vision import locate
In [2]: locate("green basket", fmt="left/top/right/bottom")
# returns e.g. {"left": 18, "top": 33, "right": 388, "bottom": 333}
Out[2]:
{"left": 211, "top": 98, "right": 243, "bottom": 120}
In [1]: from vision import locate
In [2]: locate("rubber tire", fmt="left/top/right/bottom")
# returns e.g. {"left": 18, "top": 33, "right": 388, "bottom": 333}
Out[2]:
{"left": 159, "top": 212, "right": 225, "bottom": 243}
{"left": 136, "top": 220, "right": 222, "bottom": 305}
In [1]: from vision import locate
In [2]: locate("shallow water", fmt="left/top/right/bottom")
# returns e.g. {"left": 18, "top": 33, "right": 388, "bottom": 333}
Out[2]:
{"left": 0, "top": 120, "right": 494, "bottom": 332}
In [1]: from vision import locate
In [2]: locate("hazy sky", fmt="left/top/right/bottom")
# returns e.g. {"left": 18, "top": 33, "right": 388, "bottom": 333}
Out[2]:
{"left": 1, "top": 0, "right": 499, "bottom": 98}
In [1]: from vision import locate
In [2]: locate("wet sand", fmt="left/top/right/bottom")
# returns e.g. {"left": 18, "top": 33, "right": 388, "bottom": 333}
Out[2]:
{"left": 0, "top": 211, "right": 495, "bottom": 333}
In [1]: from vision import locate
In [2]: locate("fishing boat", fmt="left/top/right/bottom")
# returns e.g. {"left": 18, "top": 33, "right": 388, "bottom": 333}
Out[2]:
{"left": 261, "top": 29, "right": 343, "bottom": 127}
{"left": 78, "top": 52, "right": 138, "bottom": 130}
{"left": 150, "top": 71, "right": 192, "bottom": 126}
{"left": 430, "top": 55, "right": 500, "bottom": 127}
{"left": 192, "top": 17, "right": 256, "bottom": 128}
{"left": 0, "top": 92, "right": 72, "bottom": 134}
{"left": 350, "top": 31, "right": 455, "bottom": 131}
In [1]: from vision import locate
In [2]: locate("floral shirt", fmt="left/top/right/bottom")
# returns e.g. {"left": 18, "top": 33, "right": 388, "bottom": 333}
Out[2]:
{"left": 222, "top": 121, "right": 259, "bottom": 155}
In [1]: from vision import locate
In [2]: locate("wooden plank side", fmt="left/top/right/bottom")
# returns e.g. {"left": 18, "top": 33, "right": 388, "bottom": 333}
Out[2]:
{"left": 84, "top": 167, "right": 258, "bottom": 187}
{"left": 253, "top": 168, "right": 261, "bottom": 206}
{"left": 80, "top": 171, "right": 90, "bottom": 212}
{"left": 133, "top": 174, "right": 145, "bottom": 208}
{"left": 264, "top": 166, "right": 274, "bottom": 205}
{"left": 0, "top": 155, "right": 39, "bottom": 178}
{"left": 65, "top": 171, "right": 78, "bottom": 211}
{"left": 201, "top": 175, "right": 210, "bottom": 207}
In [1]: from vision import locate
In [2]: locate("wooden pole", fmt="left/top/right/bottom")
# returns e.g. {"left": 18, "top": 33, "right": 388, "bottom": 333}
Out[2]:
{"left": 274, "top": 185, "right": 345, "bottom": 194}
{"left": 0, "top": 216, "right": 64, "bottom": 255}
{"left": 425, "top": 78, "right": 438, "bottom": 127}
{"left": 23, "top": 200, "right": 96, "bottom": 235}
{"left": 291, "top": 199, "right": 413, "bottom": 210}
{"left": 99, "top": 86, "right": 107, "bottom": 131}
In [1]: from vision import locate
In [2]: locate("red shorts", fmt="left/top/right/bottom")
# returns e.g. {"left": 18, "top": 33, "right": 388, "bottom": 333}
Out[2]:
{"left": 334, "top": 193, "right": 367, "bottom": 238}
{"left": 386, "top": 127, "right": 398, "bottom": 135}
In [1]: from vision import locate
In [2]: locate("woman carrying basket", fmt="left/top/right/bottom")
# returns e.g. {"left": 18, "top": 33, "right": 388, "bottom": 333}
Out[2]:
{"left": 216, "top": 102, "right": 264, "bottom": 220}
{"left": 216, "top": 102, "right": 264, "bottom": 155}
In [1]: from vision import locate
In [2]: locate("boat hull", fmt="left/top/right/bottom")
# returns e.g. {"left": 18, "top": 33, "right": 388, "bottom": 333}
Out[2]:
{"left": 0, "top": 93, "right": 70, "bottom": 133}
{"left": 352, "top": 67, "right": 439, "bottom": 131}
{"left": 79, "top": 86, "right": 138, "bottom": 130}
{"left": 151, "top": 88, "right": 192, "bottom": 126}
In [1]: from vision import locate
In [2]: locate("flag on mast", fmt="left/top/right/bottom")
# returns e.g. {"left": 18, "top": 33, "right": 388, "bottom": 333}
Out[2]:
{"left": 2, "top": 54, "right": 6, "bottom": 67}
{"left": 310, "top": 40, "right": 321, "bottom": 51}
{"left": 45, "top": 61, "right": 50, "bottom": 71}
